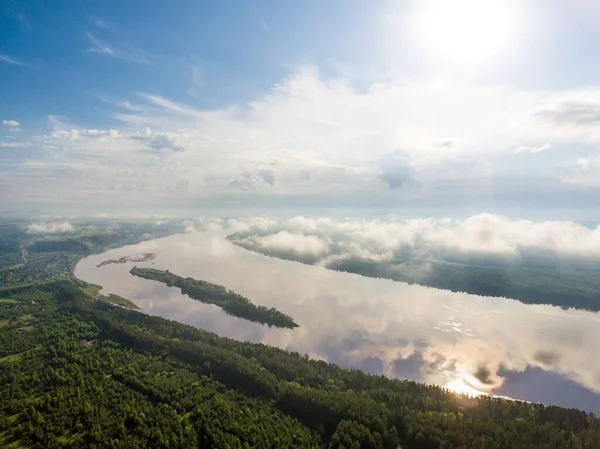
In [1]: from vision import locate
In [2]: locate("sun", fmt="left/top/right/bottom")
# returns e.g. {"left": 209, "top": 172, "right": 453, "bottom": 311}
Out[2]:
{"left": 411, "top": 0, "right": 518, "bottom": 66}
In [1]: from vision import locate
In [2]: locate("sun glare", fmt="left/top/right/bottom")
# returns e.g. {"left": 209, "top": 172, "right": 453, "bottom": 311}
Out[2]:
{"left": 445, "top": 378, "right": 486, "bottom": 397}
{"left": 412, "top": 0, "right": 517, "bottom": 66}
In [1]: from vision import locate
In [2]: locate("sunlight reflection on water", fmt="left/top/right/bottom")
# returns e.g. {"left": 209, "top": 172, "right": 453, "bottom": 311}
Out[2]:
{"left": 75, "top": 230, "right": 600, "bottom": 413}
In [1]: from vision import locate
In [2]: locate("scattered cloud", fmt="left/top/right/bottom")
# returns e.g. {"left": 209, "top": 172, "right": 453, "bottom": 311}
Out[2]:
{"left": 50, "top": 128, "right": 119, "bottom": 140}
{"left": 0, "top": 142, "right": 27, "bottom": 148}
{"left": 229, "top": 169, "right": 276, "bottom": 191}
{"left": 5, "top": 67, "right": 600, "bottom": 210}
{"left": 514, "top": 142, "right": 551, "bottom": 154}
{"left": 137, "top": 93, "right": 202, "bottom": 117}
{"left": 575, "top": 154, "right": 600, "bottom": 171}
{"left": 0, "top": 54, "right": 25, "bottom": 66}
{"left": 2, "top": 120, "right": 20, "bottom": 132}
{"left": 536, "top": 102, "right": 600, "bottom": 126}
{"left": 559, "top": 153, "right": 600, "bottom": 187}
{"left": 92, "top": 17, "right": 111, "bottom": 30}
{"left": 131, "top": 128, "right": 185, "bottom": 152}
{"left": 144, "top": 134, "right": 184, "bottom": 152}
{"left": 26, "top": 221, "right": 74, "bottom": 234}
{"left": 86, "top": 32, "right": 151, "bottom": 65}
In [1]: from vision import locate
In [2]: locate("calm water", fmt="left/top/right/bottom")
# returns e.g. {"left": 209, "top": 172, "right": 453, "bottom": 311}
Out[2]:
{"left": 75, "top": 230, "right": 600, "bottom": 413}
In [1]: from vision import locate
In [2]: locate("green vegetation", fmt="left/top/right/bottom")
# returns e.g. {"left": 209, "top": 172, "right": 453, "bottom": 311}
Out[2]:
{"left": 98, "top": 293, "right": 139, "bottom": 310}
{"left": 97, "top": 253, "right": 156, "bottom": 268}
{"left": 0, "top": 281, "right": 599, "bottom": 448}
{"left": 0, "top": 219, "right": 182, "bottom": 289}
{"left": 327, "top": 258, "right": 600, "bottom": 311}
{"left": 130, "top": 267, "right": 298, "bottom": 329}
{"left": 80, "top": 282, "right": 139, "bottom": 310}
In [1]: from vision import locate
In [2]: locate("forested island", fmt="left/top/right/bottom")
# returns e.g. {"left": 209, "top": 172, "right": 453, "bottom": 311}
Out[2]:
{"left": 129, "top": 267, "right": 299, "bottom": 329}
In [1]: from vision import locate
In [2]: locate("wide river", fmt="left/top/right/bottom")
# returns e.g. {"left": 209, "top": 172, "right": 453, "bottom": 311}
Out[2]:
{"left": 75, "top": 230, "right": 600, "bottom": 413}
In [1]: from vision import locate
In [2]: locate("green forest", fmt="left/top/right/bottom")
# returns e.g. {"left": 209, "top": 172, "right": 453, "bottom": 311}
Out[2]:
{"left": 2, "top": 280, "right": 600, "bottom": 448}
{"left": 130, "top": 267, "right": 298, "bottom": 329}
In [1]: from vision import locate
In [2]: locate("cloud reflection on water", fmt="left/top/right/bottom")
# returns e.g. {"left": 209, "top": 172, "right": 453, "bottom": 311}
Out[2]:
{"left": 75, "top": 230, "right": 600, "bottom": 413}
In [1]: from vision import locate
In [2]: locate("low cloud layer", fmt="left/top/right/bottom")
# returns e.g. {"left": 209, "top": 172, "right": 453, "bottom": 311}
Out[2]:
{"left": 26, "top": 221, "right": 74, "bottom": 234}
{"left": 226, "top": 213, "right": 600, "bottom": 265}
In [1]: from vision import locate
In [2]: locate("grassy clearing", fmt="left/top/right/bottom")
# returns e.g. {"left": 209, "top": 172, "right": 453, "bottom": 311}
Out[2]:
{"left": 0, "top": 298, "right": 18, "bottom": 304}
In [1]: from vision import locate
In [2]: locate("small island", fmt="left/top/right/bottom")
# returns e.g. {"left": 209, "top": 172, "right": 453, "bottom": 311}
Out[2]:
{"left": 129, "top": 267, "right": 299, "bottom": 329}
{"left": 97, "top": 253, "right": 156, "bottom": 268}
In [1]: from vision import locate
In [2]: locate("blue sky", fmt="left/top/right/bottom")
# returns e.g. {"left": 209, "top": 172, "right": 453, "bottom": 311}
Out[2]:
{"left": 2, "top": 0, "right": 600, "bottom": 218}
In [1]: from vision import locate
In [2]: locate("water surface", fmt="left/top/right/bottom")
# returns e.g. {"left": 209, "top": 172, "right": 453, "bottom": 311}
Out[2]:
{"left": 75, "top": 231, "right": 600, "bottom": 413}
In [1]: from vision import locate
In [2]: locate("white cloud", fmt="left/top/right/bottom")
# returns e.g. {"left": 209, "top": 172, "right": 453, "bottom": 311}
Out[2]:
{"left": 2, "top": 120, "right": 20, "bottom": 127}
{"left": 558, "top": 153, "right": 600, "bottom": 187}
{"left": 27, "top": 221, "right": 74, "bottom": 234}
{"left": 229, "top": 214, "right": 600, "bottom": 263}
{"left": 576, "top": 154, "right": 600, "bottom": 171}
{"left": 50, "top": 128, "right": 119, "bottom": 140}
{"left": 244, "top": 231, "right": 330, "bottom": 258}
{"left": 0, "top": 54, "right": 25, "bottom": 66}
{"left": 514, "top": 142, "right": 551, "bottom": 154}
{"left": 86, "top": 32, "right": 151, "bottom": 65}
{"left": 93, "top": 18, "right": 110, "bottom": 30}
{"left": 6, "top": 67, "right": 600, "bottom": 210}
{"left": 137, "top": 93, "right": 203, "bottom": 117}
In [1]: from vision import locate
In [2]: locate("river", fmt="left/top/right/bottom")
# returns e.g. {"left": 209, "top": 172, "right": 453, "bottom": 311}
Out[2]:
{"left": 75, "top": 230, "right": 600, "bottom": 413}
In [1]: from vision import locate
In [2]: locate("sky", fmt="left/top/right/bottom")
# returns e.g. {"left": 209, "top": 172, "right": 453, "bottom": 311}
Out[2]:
{"left": 2, "top": 0, "right": 600, "bottom": 219}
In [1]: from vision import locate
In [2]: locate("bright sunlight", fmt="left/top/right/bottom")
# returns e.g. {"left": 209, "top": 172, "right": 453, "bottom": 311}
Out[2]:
{"left": 411, "top": 0, "right": 519, "bottom": 65}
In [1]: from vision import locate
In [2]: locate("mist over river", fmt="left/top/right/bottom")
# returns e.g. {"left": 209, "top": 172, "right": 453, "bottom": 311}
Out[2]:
{"left": 75, "top": 230, "right": 600, "bottom": 413}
